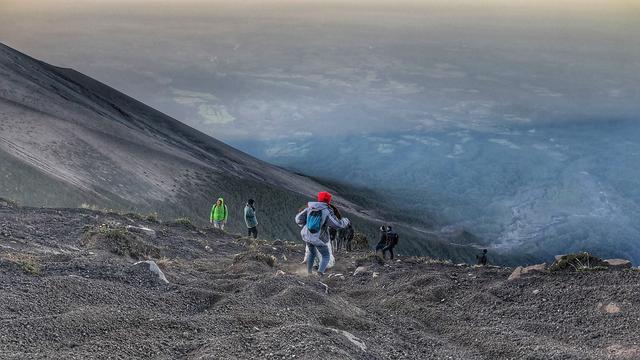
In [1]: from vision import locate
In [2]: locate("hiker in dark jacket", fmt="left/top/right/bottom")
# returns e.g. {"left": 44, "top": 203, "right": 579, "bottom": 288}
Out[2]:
{"left": 329, "top": 227, "right": 338, "bottom": 251}
{"left": 476, "top": 249, "right": 488, "bottom": 266}
{"left": 295, "top": 191, "right": 350, "bottom": 276}
{"left": 376, "top": 225, "right": 389, "bottom": 254}
{"left": 244, "top": 199, "right": 258, "bottom": 239}
{"left": 381, "top": 226, "right": 399, "bottom": 260}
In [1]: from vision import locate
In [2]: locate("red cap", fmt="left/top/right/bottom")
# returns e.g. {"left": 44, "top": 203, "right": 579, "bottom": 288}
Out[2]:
{"left": 317, "top": 191, "right": 333, "bottom": 204}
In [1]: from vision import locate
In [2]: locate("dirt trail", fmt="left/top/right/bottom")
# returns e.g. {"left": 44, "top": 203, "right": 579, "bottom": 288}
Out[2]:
{"left": 1, "top": 202, "right": 639, "bottom": 359}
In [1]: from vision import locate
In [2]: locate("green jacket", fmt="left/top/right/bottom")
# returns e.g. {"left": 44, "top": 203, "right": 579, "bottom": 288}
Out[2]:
{"left": 210, "top": 198, "right": 228, "bottom": 222}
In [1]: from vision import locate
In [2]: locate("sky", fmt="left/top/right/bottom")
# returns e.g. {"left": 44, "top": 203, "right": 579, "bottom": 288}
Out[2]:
{"left": 1, "top": 0, "right": 639, "bottom": 141}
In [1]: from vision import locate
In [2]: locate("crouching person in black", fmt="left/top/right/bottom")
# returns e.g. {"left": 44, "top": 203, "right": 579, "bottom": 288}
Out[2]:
{"left": 382, "top": 226, "right": 399, "bottom": 260}
{"left": 476, "top": 249, "right": 488, "bottom": 266}
{"left": 376, "top": 225, "right": 399, "bottom": 260}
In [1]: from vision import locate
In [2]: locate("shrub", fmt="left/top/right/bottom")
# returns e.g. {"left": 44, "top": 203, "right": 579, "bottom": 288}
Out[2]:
{"left": 352, "top": 232, "right": 370, "bottom": 250}
{"left": 0, "top": 198, "right": 18, "bottom": 208}
{"left": 156, "top": 257, "right": 174, "bottom": 269}
{"left": 87, "top": 224, "right": 161, "bottom": 259}
{"left": 98, "top": 225, "right": 128, "bottom": 242}
{"left": 3, "top": 254, "right": 41, "bottom": 275}
{"left": 172, "top": 217, "right": 195, "bottom": 228}
{"left": 20, "top": 260, "right": 41, "bottom": 275}
{"left": 549, "top": 252, "right": 607, "bottom": 272}
{"left": 80, "top": 203, "right": 99, "bottom": 211}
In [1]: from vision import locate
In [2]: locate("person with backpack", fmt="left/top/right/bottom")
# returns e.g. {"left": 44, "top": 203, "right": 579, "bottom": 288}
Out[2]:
{"left": 375, "top": 225, "right": 389, "bottom": 254}
{"left": 382, "top": 226, "right": 399, "bottom": 260}
{"left": 244, "top": 199, "right": 258, "bottom": 239}
{"left": 210, "top": 197, "right": 228, "bottom": 230}
{"left": 295, "top": 191, "right": 350, "bottom": 276}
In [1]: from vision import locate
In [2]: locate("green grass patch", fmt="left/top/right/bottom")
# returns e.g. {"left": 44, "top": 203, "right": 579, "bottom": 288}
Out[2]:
{"left": 3, "top": 254, "right": 41, "bottom": 276}
{"left": 145, "top": 213, "right": 159, "bottom": 222}
{"left": 549, "top": 252, "right": 607, "bottom": 272}
{"left": 83, "top": 224, "right": 162, "bottom": 259}
{"left": 0, "top": 198, "right": 18, "bottom": 208}
{"left": 171, "top": 217, "right": 195, "bottom": 228}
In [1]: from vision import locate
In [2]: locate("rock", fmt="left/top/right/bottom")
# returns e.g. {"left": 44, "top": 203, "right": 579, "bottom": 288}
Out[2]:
{"left": 524, "top": 263, "right": 547, "bottom": 273}
{"left": 329, "top": 328, "right": 367, "bottom": 352}
{"left": 132, "top": 261, "right": 169, "bottom": 283}
{"left": 353, "top": 266, "right": 369, "bottom": 276}
{"left": 598, "top": 302, "right": 621, "bottom": 314}
{"left": 508, "top": 266, "right": 523, "bottom": 281}
{"left": 508, "top": 264, "right": 546, "bottom": 281}
{"left": 604, "top": 259, "right": 632, "bottom": 269}
{"left": 126, "top": 225, "right": 156, "bottom": 238}
{"left": 607, "top": 344, "right": 640, "bottom": 360}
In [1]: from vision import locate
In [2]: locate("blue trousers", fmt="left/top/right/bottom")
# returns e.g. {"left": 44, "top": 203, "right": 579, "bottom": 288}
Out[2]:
{"left": 307, "top": 243, "right": 330, "bottom": 274}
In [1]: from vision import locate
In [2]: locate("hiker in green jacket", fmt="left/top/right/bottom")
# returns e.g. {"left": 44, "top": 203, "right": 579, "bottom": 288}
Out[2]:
{"left": 210, "top": 197, "right": 228, "bottom": 230}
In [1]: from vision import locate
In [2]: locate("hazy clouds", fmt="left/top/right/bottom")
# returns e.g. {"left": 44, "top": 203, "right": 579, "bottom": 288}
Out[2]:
{"left": 1, "top": 0, "right": 639, "bottom": 140}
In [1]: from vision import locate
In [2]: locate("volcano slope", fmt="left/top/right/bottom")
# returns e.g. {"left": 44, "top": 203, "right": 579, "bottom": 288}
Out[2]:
{"left": 1, "top": 201, "right": 639, "bottom": 360}
{"left": 0, "top": 42, "right": 377, "bottom": 240}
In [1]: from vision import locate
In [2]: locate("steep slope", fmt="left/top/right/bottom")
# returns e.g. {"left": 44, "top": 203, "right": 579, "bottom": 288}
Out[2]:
{"left": 1, "top": 202, "right": 638, "bottom": 359}
{"left": 0, "top": 43, "right": 376, "bottom": 240}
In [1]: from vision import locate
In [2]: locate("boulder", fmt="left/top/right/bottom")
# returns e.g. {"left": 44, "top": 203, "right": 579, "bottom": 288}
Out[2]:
{"left": 508, "top": 266, "right": 523, "bottom": 281}
{"left": 132, "top": 260, "right": 169, "bottom": 283}
{"left": 604, "top": 259, "right": 632, "bottom": 269}
{"left": 598, "top": 302, "right": 622, "bottom": 314}
{"left": 524, "top": 263, "right": 547, "bottom": 273}
{"left": 508, "top": 263, "right": 546, "bottom": 281}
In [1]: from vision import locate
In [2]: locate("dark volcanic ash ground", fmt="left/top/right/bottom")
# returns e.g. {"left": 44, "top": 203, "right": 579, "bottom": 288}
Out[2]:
{"left": 0, "top": 200, "right": 639, "bottom": 360}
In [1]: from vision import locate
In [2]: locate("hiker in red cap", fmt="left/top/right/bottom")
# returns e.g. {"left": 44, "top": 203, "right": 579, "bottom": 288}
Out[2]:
{"left": 295, "top": 191, "right": 350, "bottom": 276}
{"left": 317, "top": 191, "right": 332, "bottom": 203}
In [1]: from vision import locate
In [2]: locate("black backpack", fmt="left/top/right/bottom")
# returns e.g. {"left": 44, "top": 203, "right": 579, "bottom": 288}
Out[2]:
{"left": 387, "top": 232, "right": 399, "bottom": 246}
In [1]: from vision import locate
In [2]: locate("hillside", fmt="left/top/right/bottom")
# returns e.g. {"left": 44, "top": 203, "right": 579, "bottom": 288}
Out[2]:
{"left": 0, "top": 42, "right": 375, "bottom": 240}
{"left": 1, "top": 201, "right": 638, "bottom": 359}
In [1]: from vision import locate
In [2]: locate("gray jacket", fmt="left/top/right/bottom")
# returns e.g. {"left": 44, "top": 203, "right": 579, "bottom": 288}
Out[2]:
{"left": 244, "top": 205, "right": 258, "bottom": 228}
{"left": 295, "top": 202, "right": 350, "bottom": 246}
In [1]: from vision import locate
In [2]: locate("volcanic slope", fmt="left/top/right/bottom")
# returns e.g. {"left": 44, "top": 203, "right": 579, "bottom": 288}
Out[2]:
{"left": 0, "top": 201, "right": 638, "bottom": 359}
{"left": 0, "top": 42, "right": 374, "bottom": 239}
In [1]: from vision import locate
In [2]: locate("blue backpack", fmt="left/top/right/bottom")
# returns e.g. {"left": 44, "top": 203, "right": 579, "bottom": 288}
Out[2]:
{"left": 306, "top": 209, "right": 324, "bottom": 234}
